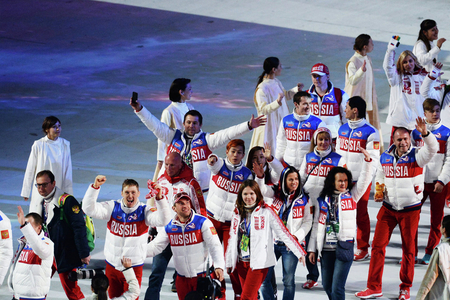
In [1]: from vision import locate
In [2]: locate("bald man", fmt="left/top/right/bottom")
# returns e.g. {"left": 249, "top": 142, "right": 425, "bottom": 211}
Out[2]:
{"left": 145, "top": 152, "right": 206, "bottom": 300}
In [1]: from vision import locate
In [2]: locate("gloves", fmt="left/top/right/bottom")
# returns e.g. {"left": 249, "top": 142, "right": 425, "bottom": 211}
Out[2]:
{"left": 387, "top": 35, "right": 401, "bottom": 51}
{"left": 430, "top": 65, "right": 442, "bottom": 79}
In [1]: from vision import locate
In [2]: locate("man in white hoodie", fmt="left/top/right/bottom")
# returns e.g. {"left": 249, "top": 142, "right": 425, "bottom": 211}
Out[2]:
{"left": 336, "top": 96, "right": 380, "bottom": 261}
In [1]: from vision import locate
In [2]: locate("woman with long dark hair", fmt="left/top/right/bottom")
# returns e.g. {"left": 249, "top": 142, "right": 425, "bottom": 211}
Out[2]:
{"left": 21, "top": 116, "right": 73, "bottom": 214}
{"left": 308, "top": 148, "right": 373, "bottom": 300}
{"left": 413, "top": 19, "right": 446, "bottom": 73}
{"left": 254, "top": 145, "right": 311, "bottom": 300}
{"left": 249, "top": 57, "right": 302, "bottom": 151}
{"left": 225, "top": 180, "right": 306, "bottom": 300}
{"left": 298, "top": 127, "right": 346, "bottom": 289}
{"left": 344, "top": 34, "right": 383, "bottom": 150}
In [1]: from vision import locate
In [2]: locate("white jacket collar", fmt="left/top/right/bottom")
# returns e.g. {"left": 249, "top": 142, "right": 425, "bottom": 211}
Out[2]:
{"left": 348, "top": 118, "right": 366, "bottom": 129}
{"left": 292, "top": 109, "right": 310, "bottom": 121}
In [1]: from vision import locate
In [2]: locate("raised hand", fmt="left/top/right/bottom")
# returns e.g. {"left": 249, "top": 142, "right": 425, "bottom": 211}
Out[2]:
{"left": 208, "top": 155, "right": 218, "bottom": 166}
{"left": 263, "top": 142, "right": 272, "bottom": 160}
{"left": 253, "top": 161, "right": 265, "bottom": 178}
{"left": 437, "top": 38, "right": 446, "bottom": 49}
{"left": 93, "top": 175, "right": 107, "bottom": 188}
{"left": 276, "top": 92, "right": 285, "bottom": 106}
{"left": 415, "top": 117, "right": 427, "bottom": 136}
{"left": 249, "top": 114, "right": 267, "bottom": 129}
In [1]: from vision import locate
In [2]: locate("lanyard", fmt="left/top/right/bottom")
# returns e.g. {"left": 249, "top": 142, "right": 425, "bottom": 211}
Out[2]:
{"left": 243, "top": 217, "right": 251, "bottom": 235}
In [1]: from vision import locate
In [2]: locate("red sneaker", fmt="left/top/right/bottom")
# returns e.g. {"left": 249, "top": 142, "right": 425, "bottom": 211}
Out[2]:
{"left": 354, "top": 249, "right": 369, "bottom": 261}
{"left": 399, "top": 289, "right": 410, "bottom": 300}
{"left": 302, "top": 279, "right": 318, "bottom": 289}
{"left": 355, "top": 287, "right": 383, "bottom": 299}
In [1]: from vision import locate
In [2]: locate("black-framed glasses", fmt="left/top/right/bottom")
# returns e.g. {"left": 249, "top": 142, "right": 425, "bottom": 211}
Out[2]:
{"left": 35, "top": 182, "right": 51, "bottom": 188}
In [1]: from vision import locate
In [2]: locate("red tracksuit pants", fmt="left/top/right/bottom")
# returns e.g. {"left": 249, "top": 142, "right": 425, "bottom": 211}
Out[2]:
{"left": 415, "top": 182, "right": 448, "bottom": 256}
{"left": 356, "top": 183, "right": 372, "bottom": 251}
{"left": 367, "top": 206, "right": 420, "bottom": 290}
{"left": 235, "top": 261, "right": 268, "bottom": 300}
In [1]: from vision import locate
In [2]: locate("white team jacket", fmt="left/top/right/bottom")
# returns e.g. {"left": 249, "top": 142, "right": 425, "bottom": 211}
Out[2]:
{"left": 225, "top": 204, "right": 306, "bottom": 271}
{"left": 411, "top": 121, "right": 450, "bottom": 185}
{"left": 307, "top": 158, "right": 373, "bottom": 254}
{"left": 8, "top": 224, "right": 54, "bottom": 299}
{"left": 383, "top": 49, "right": 429, "bottom": 130}
{"left": 376, "top": 132, "right": 438, "bottom": 210}
{"left": 82, "top": 184, "right": 171, "bottom": 269}
{"left": 256, "top": 176, "right": 312, "bottom": 243}
{"left": 147, "top": 210, "right": 225, "bottom": 278}
{"left": 275, "top": 110, "right": 326, "bottom": 169}
{"left": 336, "top": 118, "right": 380, "bottom": 181}
{"left": 206, "top": 157, "right": 253, "bottom": 222}
{"left": 135, "top": 106, "right": 251, "bottom": 191}
{"left": 0, "top": 210, "right": 12, "bottom": 286}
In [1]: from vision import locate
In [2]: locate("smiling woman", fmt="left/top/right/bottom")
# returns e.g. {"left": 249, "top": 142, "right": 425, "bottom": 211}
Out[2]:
{"left": 21, "top": 116, "right": 73, "bottom": 214}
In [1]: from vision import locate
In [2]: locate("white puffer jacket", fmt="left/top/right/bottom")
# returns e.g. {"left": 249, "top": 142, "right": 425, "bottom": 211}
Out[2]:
{"left": 420, "top": 72, "right": 450, "bottom": 128}
{"left": 0, "top": 210, "right": 12, "bottom": 286}
{"left": 376, "top": 132, "right": 438, "bottom": 210}
{"left": 8, "top": 224, "right": 54, "bottom": 299}
{"left": 225, "top": 203, "right": 306, "bottom": 271}
{"left": 411, "top": 121, "right": 450, "bottom": 185}
{"left": 82, "top": 184, "right": 171, "bottom": 269}
{"left": 308, "top": 158, "right": 373, "bottom": 254}
{"left": 383, "top": 49, "right": 429, "bottom": 130}
{"left": 308, "top": 82, "right": 349, "bottom": 139}
{"left": 336, "top": 118, "right": 380, "bottom": 180}
{"left": 135, "top": 106, "right": 251, "bottom": 191}
{"left": 256, "top": 176, "right": 312, "bottom": 243}
{"left": 299, "top": 147, "right": 346, "bottom": 208}
{"left": 206, "top": 157, "right": 253, "bottom": 222}
{"left": 275, "top": 110, "right": 326, "bottom": 169}
{"left": 147, "top": 211, "right": 225, "bottom": 278}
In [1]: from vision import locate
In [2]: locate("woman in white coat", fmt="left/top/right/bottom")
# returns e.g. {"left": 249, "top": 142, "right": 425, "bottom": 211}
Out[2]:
{"left": 21, "top": 116, "right": 72, "bottom": 214}
{"left": 249, "top": 57, "right": 301, "bottom": 151}
{"left": 413, "top": 19, "right": 446, "bottom": 74}
{"left": 225, "top": 180, "right": 306, "bottom": 300}
{"left": 308, "top": 148, "right": 373, "bottom": 300}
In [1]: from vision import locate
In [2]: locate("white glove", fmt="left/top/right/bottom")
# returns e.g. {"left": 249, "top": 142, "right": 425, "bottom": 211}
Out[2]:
{"left": 430, "top": 63, "right": 443, "bottom": 79}
{"left": 387, "top": 35, "right": 401, "bottom": 51}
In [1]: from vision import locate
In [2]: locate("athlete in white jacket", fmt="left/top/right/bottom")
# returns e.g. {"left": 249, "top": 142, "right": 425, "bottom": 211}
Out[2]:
{"left": 82, "top": 175, "right": 171, "bottom": 299}
{"left": 336, "top": 96, "right": 380, "bottom": 261}
{"left": 0, "top": 210, "right": 12, "bottom": 287}
{"left": 276, "top": 91, "right": 326, "bottom": 169}
{"left": 411, "top": 98, "right": 450, "bottom": 264}
{"left": 147, "top": 192, "right": 224, "bottom": 300}
{"left": 8, "top": 207, "right": 54, "bottom": 300}
{"left": 356, "top": 117, "right": 438, "bottom": 300}
{"left": 383, "top": 36, "right": 429, "bottom": 133}
{"left": 130, "top": 99, "right": 266, "bottom": 191}
{"left": 225, "top": 180, "right": 306, "bottom": 300}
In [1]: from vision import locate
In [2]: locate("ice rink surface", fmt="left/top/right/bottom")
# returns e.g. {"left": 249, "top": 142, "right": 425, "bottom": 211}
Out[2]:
{"left": 1, "top": 0, "right": 449, "bottom": 298}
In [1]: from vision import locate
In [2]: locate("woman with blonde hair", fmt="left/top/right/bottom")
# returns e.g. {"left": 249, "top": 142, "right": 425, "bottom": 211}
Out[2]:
{"left": 384, "top": 36, "right": 429, "bottom": 143}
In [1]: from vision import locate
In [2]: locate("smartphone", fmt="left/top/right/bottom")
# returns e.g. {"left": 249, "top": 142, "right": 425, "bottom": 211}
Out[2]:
{"left": 131, "top": 92, "right": 138, "bottom": 103}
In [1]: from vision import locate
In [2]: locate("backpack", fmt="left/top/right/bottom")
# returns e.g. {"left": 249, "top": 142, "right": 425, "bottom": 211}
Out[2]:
{"left": 58, "top": 193, "right": 95, "bottom": 252}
